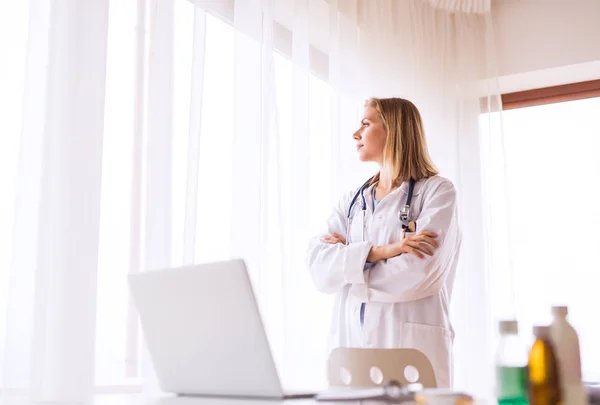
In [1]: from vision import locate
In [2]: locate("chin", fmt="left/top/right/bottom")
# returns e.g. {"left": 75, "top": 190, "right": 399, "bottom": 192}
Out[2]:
{"left": 357, "top": 153, "right": 372, "bottom": 163}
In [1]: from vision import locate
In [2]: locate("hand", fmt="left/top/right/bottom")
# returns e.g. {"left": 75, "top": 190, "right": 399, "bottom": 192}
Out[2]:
{"left": 367, "top": 231, "right": 438, "bottom": 261}
{"left": 323, "top": 232, "right": 346, "bottom": 245}
{"left": 392, "top": 231, "right": 439, "bottom": 259}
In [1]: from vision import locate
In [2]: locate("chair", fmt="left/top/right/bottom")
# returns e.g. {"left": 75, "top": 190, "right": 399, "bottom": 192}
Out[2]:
{"left": 327, "top": 347, "right": 437, "bottom": 388}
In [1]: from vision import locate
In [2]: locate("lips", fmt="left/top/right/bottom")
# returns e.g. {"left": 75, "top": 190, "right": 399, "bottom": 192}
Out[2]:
{"left": 357, "top": 144, "right": 363, "bottom": 150}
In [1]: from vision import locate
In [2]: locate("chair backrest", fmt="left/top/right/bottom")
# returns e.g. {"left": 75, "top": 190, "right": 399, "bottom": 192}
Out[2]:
{"left": 327, "top": 347, "right": 437, "bottom": 388}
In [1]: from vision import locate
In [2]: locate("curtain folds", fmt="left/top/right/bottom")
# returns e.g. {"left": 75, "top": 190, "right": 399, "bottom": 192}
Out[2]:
{"left": 0, "top": 0, "right": 503, "bottom": 401}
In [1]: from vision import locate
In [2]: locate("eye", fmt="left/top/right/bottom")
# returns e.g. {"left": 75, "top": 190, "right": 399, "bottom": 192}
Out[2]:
{"left": 362, "top": 121, "right": 369, "bottom": 128}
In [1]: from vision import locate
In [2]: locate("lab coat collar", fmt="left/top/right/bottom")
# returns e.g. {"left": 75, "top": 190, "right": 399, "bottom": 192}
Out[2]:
{"left": 398, "top": 178, "right": 425, "bottom": 196}
{"left": 368, "top": 178, "right": 425, "bottom": 198}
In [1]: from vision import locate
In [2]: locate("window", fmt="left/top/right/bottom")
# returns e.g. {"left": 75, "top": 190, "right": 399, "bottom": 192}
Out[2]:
{"left": 96, "top": 0, "right": 333, "bottom": 388}
{"left": 481, "top": 90, "right": 600, "bottom": 383}
{"left": 0, "top": 0, "right": 31, "bottom": 366}
{"left": 95, "top": 0, "right": 138, "bottom": 387}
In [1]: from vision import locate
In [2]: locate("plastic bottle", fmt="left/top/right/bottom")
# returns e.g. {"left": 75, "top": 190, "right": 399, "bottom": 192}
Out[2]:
{"left": 528, "top": 325, "right": 561, "bottom": 405}
{"left": 496, "top": 320, "right": 529, "bottom": 405}
{"left": 550, "top": 306, "right": 588, "bottom": 405}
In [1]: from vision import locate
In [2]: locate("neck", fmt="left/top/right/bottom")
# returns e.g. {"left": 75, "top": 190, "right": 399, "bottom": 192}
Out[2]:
{"left": 377, "top": 167, "right": 397, "bottom": 190}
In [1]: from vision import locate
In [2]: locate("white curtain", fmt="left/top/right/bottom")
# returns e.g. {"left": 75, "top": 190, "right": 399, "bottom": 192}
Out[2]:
{"left": 0, "top": 0, "right": 110, "bottom": 402}
{"left": 0, "top": 0, "right": 502, "bottom": 402}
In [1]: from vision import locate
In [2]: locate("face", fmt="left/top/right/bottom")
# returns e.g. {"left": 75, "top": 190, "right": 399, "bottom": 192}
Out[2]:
{"left": 353, "top": 106, "right": 387, "bottom": 163}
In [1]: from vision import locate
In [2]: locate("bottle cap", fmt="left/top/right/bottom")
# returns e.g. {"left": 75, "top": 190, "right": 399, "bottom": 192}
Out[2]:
{"left": 533, "top": 325, "right": 550, "bottom": 339}
{"left": 499, "top": 320, "right": 518, "bottom": 334}
{"left": 552, "top": 306, "right": 568, "bottom": 317}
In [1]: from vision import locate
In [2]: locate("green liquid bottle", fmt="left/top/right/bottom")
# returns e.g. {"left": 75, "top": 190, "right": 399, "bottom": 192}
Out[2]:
{"left": 496, "top": 320, "right": 529, "bottom": 405}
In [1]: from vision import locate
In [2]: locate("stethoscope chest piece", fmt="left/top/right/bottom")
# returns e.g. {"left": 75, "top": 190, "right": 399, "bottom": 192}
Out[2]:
{"left": 399, "top": 205, "right": 410, "bottom": 222}
{"left": 347, "top": 176, "right": 417, "bottom": 238}
{"left": 399, "top": 205, "right": 417, "bottom": 232}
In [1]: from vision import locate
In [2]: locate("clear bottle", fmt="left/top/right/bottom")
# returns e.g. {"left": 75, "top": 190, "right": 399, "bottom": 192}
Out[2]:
{"left": 528, "top": 325, "right": 561, "bottom": 405}
{"left": 550, "top": 306, "right": 588, "bottom": 405}
{"left": 496, "top": 320, "right": 529, "bottom": 405}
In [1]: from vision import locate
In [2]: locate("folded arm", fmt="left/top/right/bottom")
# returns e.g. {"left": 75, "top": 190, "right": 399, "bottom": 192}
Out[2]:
{"left": 351, "top": 180, "right": 461, "bottom": 303}
{"left": 305, "top": 191, "right": 373, "bottom": 294}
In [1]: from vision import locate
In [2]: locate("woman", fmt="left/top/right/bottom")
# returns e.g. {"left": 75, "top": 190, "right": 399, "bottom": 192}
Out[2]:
{"left": 306, "top": 97, "right": 461, "bottom": 388}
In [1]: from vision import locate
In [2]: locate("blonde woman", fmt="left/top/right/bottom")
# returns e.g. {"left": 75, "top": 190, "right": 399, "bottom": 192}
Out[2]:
{"left": 306, "top": 98, "right": 461, "bottom": 388}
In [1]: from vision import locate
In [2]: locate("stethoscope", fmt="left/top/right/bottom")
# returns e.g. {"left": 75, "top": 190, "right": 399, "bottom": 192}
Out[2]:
{"left": 345, "top": 176, "right": 416, "bottom": 243}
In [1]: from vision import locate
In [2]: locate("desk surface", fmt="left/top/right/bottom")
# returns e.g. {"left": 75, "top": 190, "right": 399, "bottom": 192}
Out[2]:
{"left": 93, "top": 394, "right": 329, "bottom": 405}
{"left": 89, "top": 393, "right": 490, "bottom": 405}
{"left": 0, "top": 392, "right": 492, "bottom": 405}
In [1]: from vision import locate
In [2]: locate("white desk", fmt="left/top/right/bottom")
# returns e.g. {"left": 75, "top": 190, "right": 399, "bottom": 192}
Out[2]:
{"left": 92, "top": 394, "right": 325, "bottom": 405}
{"left": 0, "top": 392, "right": 492, "bottom": 405}
{"left": 0, "top": 394, "right": 313, "bottom": 405}
{"left": 88, "top": 394, "right": 488, "bottom": 405}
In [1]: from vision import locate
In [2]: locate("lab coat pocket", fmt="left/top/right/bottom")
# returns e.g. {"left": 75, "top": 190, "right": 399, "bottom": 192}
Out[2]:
{"left": 402, "top": 230, "right": 415, "bottom": 240}
{"left": 393, "top": 227, "right": 414, "bottom": 244}
{"left": 398, "top": 322, "right": 454, "bottom": 388}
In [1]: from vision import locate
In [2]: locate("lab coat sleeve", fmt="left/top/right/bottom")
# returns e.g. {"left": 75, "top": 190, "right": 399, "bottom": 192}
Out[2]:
{"left": 358, "top": 179, "right": 461, "bottom": 303}
{"left": 306, "top": 191, "right": 373, "bottom": 294}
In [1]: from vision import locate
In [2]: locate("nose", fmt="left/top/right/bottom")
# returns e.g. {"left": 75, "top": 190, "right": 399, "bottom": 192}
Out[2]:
{"left": 353, "top": 128, "right": 361, "bottom": 141}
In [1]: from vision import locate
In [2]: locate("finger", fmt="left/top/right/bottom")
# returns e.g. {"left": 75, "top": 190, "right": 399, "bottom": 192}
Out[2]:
{"left": 408, "top": 246, "right": 424, "bottom": 259}
{"left": 426, "top": 236, "right": 439, "bottom": 248}
{"left": 417, "top": 235, "right": 439, "bottom": 248}
{"left": 417, "top": 243, "right": 434, "bottom": 256}
{"left": 332, "top": 232, "right": 347, "bottom": 244}
{"left": 406, "top": 240, "right": 433, "bottom": 256}
{"left": 408, "top": 241, "right": 433, "bottom": 256}
{"left": 417, "top": 231, "right": 438, "bottom": 238}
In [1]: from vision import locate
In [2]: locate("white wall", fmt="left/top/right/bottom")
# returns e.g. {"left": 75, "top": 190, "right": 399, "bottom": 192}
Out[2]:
{"left": 492, "top": 0, "right": 600, "bottom": 92}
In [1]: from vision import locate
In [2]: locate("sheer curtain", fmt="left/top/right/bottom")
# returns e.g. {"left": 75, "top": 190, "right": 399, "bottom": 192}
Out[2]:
{"left": 0, "top": 0, "right": 503, "bottom": 402}
{"left": 0, "top": 0, "right": 110, "bottom": 402}
{"left": 324, "top": 1, "right": 504, "bottom": 394}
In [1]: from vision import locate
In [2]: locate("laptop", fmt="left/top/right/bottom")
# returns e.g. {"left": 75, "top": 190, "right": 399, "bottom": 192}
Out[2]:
{"left": 128, "top": 258, "right": 316, "bottom": 399}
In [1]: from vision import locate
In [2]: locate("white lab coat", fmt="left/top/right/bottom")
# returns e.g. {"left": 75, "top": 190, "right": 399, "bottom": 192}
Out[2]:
{"left": 306, "top": 175, "right": 461, "bottom": 388}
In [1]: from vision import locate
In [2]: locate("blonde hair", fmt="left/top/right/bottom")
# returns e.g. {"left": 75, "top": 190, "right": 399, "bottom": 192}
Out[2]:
{"left": 366, "top": 97, "right": 438, "bottom": 185}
